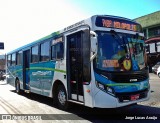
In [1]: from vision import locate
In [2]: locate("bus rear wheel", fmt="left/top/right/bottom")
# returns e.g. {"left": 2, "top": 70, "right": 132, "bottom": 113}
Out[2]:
{"left": 56, "top": 85, "right": 69, "bottom": 110}
{"left": 15, "top": 79, "right": 21, "bottom": 94}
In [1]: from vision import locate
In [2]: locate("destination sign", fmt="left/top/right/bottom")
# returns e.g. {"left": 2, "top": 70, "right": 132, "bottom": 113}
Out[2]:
{"left": 95, "top": 16, "right": 142, "bottom": 32}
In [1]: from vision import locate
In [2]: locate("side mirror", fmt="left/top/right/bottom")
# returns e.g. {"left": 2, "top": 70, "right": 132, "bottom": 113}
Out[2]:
{"left": 90, "top": 31, "right": 98, "bottom": 61}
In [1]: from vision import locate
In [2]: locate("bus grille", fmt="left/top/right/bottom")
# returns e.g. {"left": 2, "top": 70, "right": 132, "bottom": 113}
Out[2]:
{"left": 110, "top": 72, "right": 148, "bottom": 83}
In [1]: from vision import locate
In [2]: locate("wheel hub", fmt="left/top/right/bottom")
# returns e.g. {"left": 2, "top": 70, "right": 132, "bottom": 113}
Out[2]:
{"left": 58, "top": 90, "right": 66, "bottom": 105}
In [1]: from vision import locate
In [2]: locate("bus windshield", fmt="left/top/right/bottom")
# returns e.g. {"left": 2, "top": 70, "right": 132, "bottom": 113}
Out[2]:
{"left": 95, "top": 31, "right": 145, "bottom": 72}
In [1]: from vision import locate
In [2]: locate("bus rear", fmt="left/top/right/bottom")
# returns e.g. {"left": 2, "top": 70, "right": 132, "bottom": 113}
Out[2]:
{"left": 91, "top": 15, "right": 150, "bottom": 108}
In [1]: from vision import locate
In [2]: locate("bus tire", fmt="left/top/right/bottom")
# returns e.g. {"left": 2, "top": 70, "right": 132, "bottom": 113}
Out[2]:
{"left": 56, "top": 85, "right": 69, "bottom": 110}
{"left": 15, "top": 79, "right": 21, "bottom": 94}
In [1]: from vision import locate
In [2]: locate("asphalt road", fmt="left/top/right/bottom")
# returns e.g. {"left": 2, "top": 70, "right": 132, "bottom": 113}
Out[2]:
{"left": 0, "top": 73, "right": 160, "bottom": 123}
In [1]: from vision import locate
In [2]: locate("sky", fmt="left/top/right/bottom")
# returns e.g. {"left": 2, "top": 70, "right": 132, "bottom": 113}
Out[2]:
{"left": 0, "top": 0, "right": 160, "bottom": 54}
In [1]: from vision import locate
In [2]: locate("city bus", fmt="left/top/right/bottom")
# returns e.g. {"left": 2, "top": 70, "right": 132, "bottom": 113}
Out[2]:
{"left": 6, "top": 15, "right": 150, "bottom": 110}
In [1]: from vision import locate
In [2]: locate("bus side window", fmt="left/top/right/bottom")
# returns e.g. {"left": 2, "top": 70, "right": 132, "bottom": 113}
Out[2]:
{"left": 7, "top": 55, "right": 11, "bottom": 66}
{"left": 57, "top": 43, "right": 64, "bottom": 59}
{"left": 11, "top": 53, "right": 16, "bottom": 66}
{"left": 17, "top": 51, "right": 22, "bottom": 65}
{"left": 40, "top": 41, "right": 50, "bottom": 61}
{"left": 51, "top": 42, "right": 64, "bottom": 60}
{"left": 51, "top": 45, "right": 56, "bottom": 60}
{"left": 31, "top": 45, "right": 39, "bottom": 63}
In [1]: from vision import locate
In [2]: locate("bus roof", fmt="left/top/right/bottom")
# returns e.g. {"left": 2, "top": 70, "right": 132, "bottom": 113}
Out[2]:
{"left": 7, "top": 31, "right": 60, "bottom": 54}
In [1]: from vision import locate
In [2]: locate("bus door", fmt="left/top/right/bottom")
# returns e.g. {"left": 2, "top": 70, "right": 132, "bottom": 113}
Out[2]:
{"left": 67, "top": 28, "right": 91, "bottom": 102}
{"left": 23, "top": 50, "right": 30, "bottom": 90}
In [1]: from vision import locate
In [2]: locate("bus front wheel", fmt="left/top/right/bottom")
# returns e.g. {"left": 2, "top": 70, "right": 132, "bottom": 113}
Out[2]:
{"left": 56, "top": 85, "right": 69, "bottom": 110}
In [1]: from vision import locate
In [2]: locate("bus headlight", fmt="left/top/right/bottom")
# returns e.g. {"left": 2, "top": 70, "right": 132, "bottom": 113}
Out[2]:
{"left": 106, "top": 86, "right": 113, "bottom": 93}
{"left": 97, "top": 82, "right": 105, "bottom": 90}
{"left": 96, "top": 81, "right": 115, "bottom": 96}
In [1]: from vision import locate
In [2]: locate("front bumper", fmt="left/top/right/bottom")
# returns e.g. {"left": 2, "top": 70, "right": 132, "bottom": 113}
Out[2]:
{"left": 93, "top": 88, "right": 150, "bottom": 108}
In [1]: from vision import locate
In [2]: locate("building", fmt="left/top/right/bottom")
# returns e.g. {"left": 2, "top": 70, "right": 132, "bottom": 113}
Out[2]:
{"left": 135, "top": 11, "right": 160, "bottom": 71}
{"left": 0, "top": 53, "right": 6, "bottom": 73}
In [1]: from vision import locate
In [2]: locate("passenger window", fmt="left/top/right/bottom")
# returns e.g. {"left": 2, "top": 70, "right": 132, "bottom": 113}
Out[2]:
{"left": 57, "top": 43, "right": 64, "bottom": 59}
{"left": 40, "top": 41, "right": 50, "bottom": 61}
{"left": 7, "top": 55, "right": 11, "bottom": 66}
{"left": 51, "top": 42, "right": 64, "bottom": 60}
{"left": 51, "top": 45, "right": 56, "bottom": 59}
{"left": 11, "top": 53, "right": 16, "bottom": 66}
{"left": 31, "top": 45, "right": 39, "bottom": 63}
{"left": 17, "top": 51, "right": 22, "bottom": 65}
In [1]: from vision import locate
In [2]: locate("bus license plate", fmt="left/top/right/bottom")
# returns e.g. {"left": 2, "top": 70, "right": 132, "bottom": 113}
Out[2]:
{"left": 131, "top": 94, "right": 140, "bottom": 101}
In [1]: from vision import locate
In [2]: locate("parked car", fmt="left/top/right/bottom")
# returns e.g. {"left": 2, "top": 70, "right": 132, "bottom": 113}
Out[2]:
{"left": 157, "top": 66, "right": 160, "bottom": 78}
{"left": 2, "top": 73, "right": 9, "bottom": 80}
{"left": 152, "top": 62, "right": 160, "bottom": 74}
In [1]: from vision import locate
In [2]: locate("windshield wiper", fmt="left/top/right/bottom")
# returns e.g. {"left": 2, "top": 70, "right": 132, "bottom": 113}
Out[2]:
{"left": 110, "top": 30, "right": 128, "bottom": 53}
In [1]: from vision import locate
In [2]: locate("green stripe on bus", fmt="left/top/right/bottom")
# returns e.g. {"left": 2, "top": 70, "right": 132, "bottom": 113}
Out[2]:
{"left": 106, "top": 83, "right": 140, "bottom": 86}
{"left": 13, "top": 69, "right": 23, "bottom": 73}
{"left": 13, "top": 67, "right": 66, "bottom": 74}
{"left": 28, "top": 67, "right": 66, "bottom": 73}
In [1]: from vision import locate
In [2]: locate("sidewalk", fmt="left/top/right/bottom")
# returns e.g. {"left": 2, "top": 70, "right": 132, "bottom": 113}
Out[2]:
{"left": 0, "top": 79, "right": 7, "bottom": 85}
